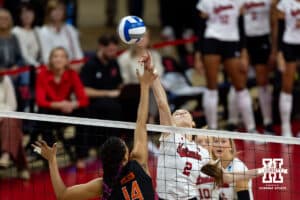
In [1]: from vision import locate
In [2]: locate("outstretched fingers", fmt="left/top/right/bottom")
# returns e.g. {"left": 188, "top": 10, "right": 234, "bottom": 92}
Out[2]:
{"left": 139, "top": 50, "right": 154, "bottom": 71}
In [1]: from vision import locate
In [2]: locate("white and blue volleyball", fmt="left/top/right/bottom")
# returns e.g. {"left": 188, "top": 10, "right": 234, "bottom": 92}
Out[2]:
{"left": 117, "top": 16, "right": 146, "bottom": 44}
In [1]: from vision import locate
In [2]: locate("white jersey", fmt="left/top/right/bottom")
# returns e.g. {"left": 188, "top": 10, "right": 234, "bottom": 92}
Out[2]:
{"left": 218, "top": 158, "right": 253, "bottom": 200}
{"left": 277, "top": 0, "right": 300, "bottom": 44}
{"left": 156, "top": 133, "right": 210, "bottom": 200}
{"left": 196, "top": 0, "right": 243, "bottom": 41}
{"left": 242, "top": 0, "right": 272, "bottom": 36}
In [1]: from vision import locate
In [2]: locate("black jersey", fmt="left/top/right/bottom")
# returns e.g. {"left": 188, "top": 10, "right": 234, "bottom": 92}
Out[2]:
{"left": 109, "top": 160, "right": 155, "bottom": 200}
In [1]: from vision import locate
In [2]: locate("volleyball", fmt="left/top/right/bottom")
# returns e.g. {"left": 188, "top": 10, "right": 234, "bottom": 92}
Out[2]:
{"left": 117, "top": 16, "right": 146, "bottom": 44}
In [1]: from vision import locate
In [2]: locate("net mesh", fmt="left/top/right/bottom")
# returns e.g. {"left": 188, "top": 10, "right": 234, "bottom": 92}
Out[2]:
{"left": 0, "top": 111, "right": 299, "bottom": 200}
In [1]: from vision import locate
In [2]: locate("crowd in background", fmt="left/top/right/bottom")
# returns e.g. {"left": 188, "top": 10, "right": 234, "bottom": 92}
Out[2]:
{"left": 0, "top": 0, "right": 299, "bottom": 180}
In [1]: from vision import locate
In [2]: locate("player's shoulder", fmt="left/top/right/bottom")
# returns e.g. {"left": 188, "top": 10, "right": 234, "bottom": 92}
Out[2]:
{"left": 197, "top": 144, "right": 210, "bottom": 156}
{"left": 126, "top": 160, "right": 152, "bottom": 180}
{"left": 231, "top": 157, "right": 248, "bottom": 171}
{"left": 126, "top": 160, "right": 145, "bottom": 173}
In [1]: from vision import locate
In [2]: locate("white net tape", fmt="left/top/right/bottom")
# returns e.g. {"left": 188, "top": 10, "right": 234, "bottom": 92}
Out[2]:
{"left": 1, "top": 111, "right": 300, "bottom": 145}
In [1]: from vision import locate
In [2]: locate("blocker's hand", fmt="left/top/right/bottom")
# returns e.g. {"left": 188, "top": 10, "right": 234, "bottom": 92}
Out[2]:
{"left": 137, "top": 65, "right": 158, "bottom": 86}
{"left": 139, "top": 51, "right": 155, "bottom": 71}
{"left": 32, "top": 140, "right": 57, "bottom": 163}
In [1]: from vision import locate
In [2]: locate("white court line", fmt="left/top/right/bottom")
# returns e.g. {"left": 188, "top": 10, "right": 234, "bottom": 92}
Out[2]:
{"left": 0, "top": 111, "right": 300, "bottom": 145}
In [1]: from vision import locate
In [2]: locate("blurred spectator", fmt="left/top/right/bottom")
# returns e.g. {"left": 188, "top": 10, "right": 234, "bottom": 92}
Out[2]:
{"left": 0, "top": 73, "right": 29, "bottom": 179}
{"left": 13, "top": 2, "right": 42, "bottom": 67}
{"left": 118, "top": 31, "right": 164, "bottom": 123}
{"left": 0, "top": 8, "right": 29, "bottom": 111}
{"left": 36, "top": 47, "right": 88, "bottom": 119}
{"left": 80, "top": 34, "right": 123, "bottom": 148}
{"left": 4, "top": 0, "right": 48, "bottom": 26}
{"left": 38, "top": 0, "right": 83, "bottom": 72}
{"left": 80, "top": 34, "right": 123, "bottom": 121}
{"left": 0, "top": 9, "right": 25, "bottom": 72}
{"left": 12, "top": 2, "right": 42, "bottom": 112}
{"left": 35, "top": 47, "right": 89, "bottom": 167}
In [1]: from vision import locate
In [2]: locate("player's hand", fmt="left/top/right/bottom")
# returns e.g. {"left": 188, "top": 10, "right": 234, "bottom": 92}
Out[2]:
{"left": 137, "top": 66, "right": 158, "bottom": 86}
{"left": 277, "top": 51, "right": 286, "bottom": 73}
{"left": 32, "top": 140, "right": 57, "bottom": 163}
{"left": 139, "top": 51, "right": 154, "bottom": 71}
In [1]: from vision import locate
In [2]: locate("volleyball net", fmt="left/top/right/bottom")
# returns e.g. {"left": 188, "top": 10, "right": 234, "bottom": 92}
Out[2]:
{"left": 0, "top": 111, "right": 299, "bottom": 200}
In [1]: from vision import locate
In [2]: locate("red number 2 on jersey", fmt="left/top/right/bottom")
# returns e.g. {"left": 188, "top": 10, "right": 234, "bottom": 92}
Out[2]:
{"left": 121, "top": 180, "right": 144, "bottom": 200}
{"left": 182, "top": 161, "right": 193, "bottom": 176}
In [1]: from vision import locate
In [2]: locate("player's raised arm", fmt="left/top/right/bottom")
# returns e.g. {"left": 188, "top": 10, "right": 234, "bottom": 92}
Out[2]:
{"left": 141, "top": 52, "right": 173, "bottom": 130}
{"left": 130, "top": 54, "right": 158, "bottom": 174}
{"left": 152, "top": 77, "right": 173, "bottom": 127}
{"left": 31, "top": 141, "right": 102, "bottom": 200}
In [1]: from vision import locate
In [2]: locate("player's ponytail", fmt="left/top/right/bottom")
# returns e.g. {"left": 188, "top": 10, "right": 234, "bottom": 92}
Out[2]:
{"left": 100, "top": 137, "right": 127, "bottom": 200}
{"left": 201, "top": 159, "right": 223, "bottom": 186}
